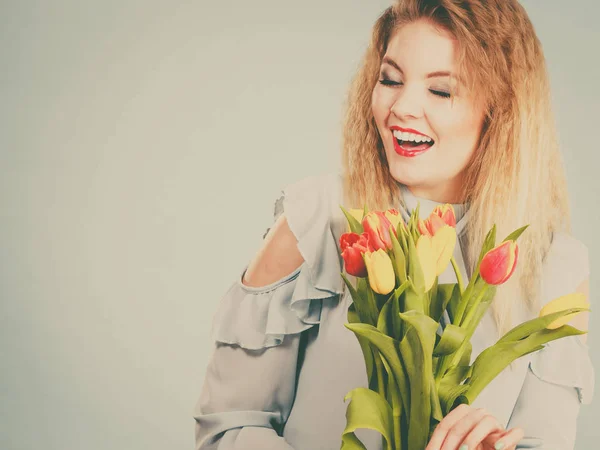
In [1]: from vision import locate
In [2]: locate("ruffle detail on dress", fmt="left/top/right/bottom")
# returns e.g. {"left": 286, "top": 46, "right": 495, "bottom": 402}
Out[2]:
{"left": 529, "top": 336, "right": 595, "bottom": 404}
{"left": 210, "top": 173, "right": 345, "bottom": 350}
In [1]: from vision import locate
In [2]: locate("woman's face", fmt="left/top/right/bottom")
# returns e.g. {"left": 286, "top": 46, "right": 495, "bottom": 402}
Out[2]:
{"left": 371, "top": 19, "right": 485, "bottom": 203}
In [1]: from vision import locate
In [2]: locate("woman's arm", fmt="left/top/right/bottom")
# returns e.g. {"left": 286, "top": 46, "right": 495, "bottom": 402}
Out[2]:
{"left": 194, "top": 216, "right": 305, "bottom": 450}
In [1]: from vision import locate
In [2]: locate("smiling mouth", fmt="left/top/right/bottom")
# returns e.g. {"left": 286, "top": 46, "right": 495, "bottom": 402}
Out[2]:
{"left": 392, "top": 135, "right": 435, "bottom": 156}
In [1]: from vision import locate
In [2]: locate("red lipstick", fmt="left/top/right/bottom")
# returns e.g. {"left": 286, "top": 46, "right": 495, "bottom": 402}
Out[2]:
{"left": 390, "top": 126, "right": 434, "bottom": 157}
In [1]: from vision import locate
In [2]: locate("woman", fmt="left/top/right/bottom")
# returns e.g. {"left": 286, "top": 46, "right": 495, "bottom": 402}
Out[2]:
{"left": 194, "top": 1, "right": 594, "bottom": 449}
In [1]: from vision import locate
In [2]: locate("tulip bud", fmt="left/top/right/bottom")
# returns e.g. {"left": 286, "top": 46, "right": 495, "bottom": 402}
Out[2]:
{"left": 540, "top": 292, "right": 590, "bottom": 330}
{"left": 363, "top": 249, "right": 396, "bottom": 295}
{"left": 340, "top": 232, "right": 371, "bottom": 277}
{"left": 479, "top": 240, "right": 518, "bottom": 285}
{"left": 362, "top": 211, "right": 394, "bottom": 251}
{"left": 434, "top": 204, "right": 457, "bottom": 227}
{"left": 418, "top": 204, "right": 457, "bottom": 237}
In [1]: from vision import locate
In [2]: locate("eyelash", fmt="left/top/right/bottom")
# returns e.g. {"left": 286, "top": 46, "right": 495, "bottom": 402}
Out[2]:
{"left": 378, "top": 79, "right": 452, "bottom": 99}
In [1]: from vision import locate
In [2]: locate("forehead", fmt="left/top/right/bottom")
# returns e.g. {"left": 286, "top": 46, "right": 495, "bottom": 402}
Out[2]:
{"left": 383, "top": 21, "right": 458, "bottom": 72}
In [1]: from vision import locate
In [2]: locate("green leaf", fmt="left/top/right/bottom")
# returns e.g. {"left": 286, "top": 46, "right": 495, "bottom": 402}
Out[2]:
{"left": 379, "top": 280, "right": 410, "bottom": 340}
{"left": 380, "top": 352, "right": 404, "bottom": 450}
{"left": 403, "top": 277, "right": 425, "bottom": 314}
{"left": 366, "top": 284, "right": 380, "bottom": 325}
{"left": 441, "top": 365, "right": 471, "bottom": 386}
{"left": 430, "top": 376, "right": 443, "bottom": 422}
{"left": 397, "top": 311, "right": 439, "bottom": 449}
{"left": 459, "top": 340, "right": 472, "bottom": 367}
{"left": 341, "top": 387, "right": 393, "bottom": 450}
{"left": 356, "top": 277, "right": 378, "bottom": 326}
{"left": 377, "top": 294, "right": 394, "bottom": 336}
{"left": 438, "top": 364, "right": 472, "bottom": 415}
{"left": 501, "top": 224, "right": 529, "bottom": 243}
{"left": 341, "top": 273, "right": 372, "bottom": 325}
{"left": 464, "top": 324, "right": 587, "bottom": 404}
{"left": 425, "top": 277, "right": 438, "bottom": 318}
{"left": 445, "top": 284, "right": 462, "bottom": 325}
{"left": 390, "top": 231, "right": 407, "bottom": 285}
{"left": 348, "top": 303, "right": 375, "bottom": 387}
{"left": 397, "top": 221, "right": 408, "bottom": 254}
{"left": 461, "top": 284, "right": 497, "bottom": 331}
{"left": 344, "top": 323, "right": 411, "bottom": 419}
{"left": 439, "top": 384, "right": 470, "bottom": 416}
{"left": 433, "top": 324, "right": 467, "bottom": 356}
{"left": 431, "top": 284, "right": 457, "bottom": 324}
{"left": 407, "top": 233, "right": 426, "bottom": 297}
{"left": 479, "top": 224, "right": 497, "bottom": 266}
{"left": 392, "top": 283, "right": 407, "bottom": 340}
{"left": 497, "top": 307, "right": 590, "bottom": 344}
{"left": 340, "top": 205, "right": 364, "bottom": 235}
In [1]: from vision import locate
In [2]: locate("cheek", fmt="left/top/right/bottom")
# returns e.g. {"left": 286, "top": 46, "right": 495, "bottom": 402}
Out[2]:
{"left": 371, "top": 87, "right": 393, "bottom": 123}
{"left": 432, "top": 107, "right": 482, "bottom": 148}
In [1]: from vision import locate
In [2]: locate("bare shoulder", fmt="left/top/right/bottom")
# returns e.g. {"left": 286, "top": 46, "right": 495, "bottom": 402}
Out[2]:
{"left": 242, "top": 213, "right": 304, "bottom": 288}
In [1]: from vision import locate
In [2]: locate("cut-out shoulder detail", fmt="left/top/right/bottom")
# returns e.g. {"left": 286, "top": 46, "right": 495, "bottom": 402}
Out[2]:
{"left": 209, "top": 173, "right": 345, "bottom": 349}
{"left": 243, "top": 215, "right": 304, "bottom": 288}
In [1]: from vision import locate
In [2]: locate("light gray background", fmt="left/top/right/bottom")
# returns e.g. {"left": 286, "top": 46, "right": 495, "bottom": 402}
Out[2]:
{"left": 1, "top": 1, "right": 598, "bottom": 449}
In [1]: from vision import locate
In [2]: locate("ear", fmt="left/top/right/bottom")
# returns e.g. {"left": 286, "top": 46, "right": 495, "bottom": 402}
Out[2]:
{"left": 570, "top": 277, "right": 590, "bottom": 345}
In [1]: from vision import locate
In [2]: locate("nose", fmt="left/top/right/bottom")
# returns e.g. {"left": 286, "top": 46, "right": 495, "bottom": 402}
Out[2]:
{"left": 390, "top": 86, "right": 424, "bottom": 120}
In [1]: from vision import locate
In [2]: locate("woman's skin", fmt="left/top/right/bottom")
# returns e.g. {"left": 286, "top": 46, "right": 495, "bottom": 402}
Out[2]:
{"left": 371, "top": 19, "right": 524, "bottom": 450}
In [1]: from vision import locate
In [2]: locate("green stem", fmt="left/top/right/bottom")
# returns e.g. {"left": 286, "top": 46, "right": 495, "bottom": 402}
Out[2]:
{"left": 373, "top": 350, "right": 386, "bottom": 398}
{"left": 452, "top": 285, "right": 471, "bottom": 326}
{"left": 452, "top": 277, "right": 483, "bottom": 326}
{"left": 393, "top": 408, "right": 401, "bottom": 450}
{"left": 450, "top": 256, "right": 464, "bottom": 294}
{"left": 459, "top": 285, "right": 488, "bottom": 328}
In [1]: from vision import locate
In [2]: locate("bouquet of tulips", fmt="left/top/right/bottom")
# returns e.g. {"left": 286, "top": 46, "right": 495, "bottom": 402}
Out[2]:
{"left": 337, "top": 203, "right": 589, "bottom": 450}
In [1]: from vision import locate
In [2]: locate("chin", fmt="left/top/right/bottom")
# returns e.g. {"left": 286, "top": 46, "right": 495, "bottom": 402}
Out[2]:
{"left": 386, "top": 157, "right": 429, "bottom": 188}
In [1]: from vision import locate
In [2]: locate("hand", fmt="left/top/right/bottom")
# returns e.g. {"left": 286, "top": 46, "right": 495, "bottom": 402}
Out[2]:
{"left": 425, "top": 404, "right": 525, "bottom": 450}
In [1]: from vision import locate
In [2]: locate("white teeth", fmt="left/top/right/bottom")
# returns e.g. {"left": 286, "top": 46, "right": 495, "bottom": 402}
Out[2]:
{"left": 392, "top": 130, "right": 432, "bottom": 143}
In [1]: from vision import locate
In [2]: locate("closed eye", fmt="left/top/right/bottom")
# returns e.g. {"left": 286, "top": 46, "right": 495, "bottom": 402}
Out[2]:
{"left": 431, "top": 90, "right": 451, "bottom": 99}
{"left": 378, "top": 79, "right": 401, "bottom": 86}
{"left": 378, "top": 79, "right": 451, "bottom": 99}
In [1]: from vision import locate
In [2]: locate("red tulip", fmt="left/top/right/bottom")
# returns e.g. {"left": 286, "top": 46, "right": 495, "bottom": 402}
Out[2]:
{"left": 362, "top": 211, "right": 394, "bottom": 251}
{"left": 479, "top": 240, "right": 519, "bottom": 285}
{"left": 340, "top": 232, "right": 372, "bottom": 277}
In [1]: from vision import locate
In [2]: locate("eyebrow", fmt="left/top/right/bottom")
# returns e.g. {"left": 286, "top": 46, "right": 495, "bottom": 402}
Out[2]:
{"left": 382, "top": 56, "right": 462, "bottom": 83}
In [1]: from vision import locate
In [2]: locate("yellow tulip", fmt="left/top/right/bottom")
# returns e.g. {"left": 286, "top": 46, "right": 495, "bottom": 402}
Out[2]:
{"left": 416, "top": 224, "right": 457, "bottom": 292}
{"left": 363, "top": 249, "right": 396, "bottom": 295}
{"left": 539, "top": 292, "right": 590, "bottom": 330}
{"left": 431, "top": 225, "right": 457, "bottom": 275}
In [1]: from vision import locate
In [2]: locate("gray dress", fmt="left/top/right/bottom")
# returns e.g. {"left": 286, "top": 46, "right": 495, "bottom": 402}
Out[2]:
{"left": 193, "top": 172, "right": 594, "bottom": 450}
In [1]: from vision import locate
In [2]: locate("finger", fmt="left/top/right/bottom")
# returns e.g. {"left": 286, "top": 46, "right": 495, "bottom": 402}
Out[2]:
{"left": 483, "top": 427, "right": 525, "bottom": 450}
{"left": 440, "top": 408, "right": 490, "bottom": 450}
{"left": 426, "top": 404, "right": 473, "bottom": 450}
{"left": 458, "top": 414, "right": 504, "bottom": 449}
